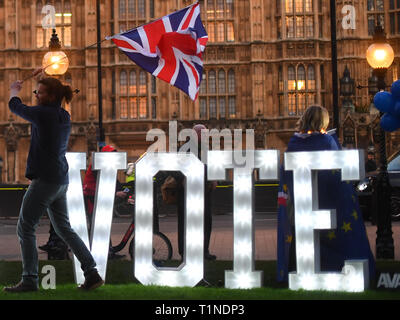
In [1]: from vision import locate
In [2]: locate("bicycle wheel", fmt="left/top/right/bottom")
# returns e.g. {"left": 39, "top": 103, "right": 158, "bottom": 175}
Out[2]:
{"left": 129, "top": 231, "right": 173, "bottom": 264}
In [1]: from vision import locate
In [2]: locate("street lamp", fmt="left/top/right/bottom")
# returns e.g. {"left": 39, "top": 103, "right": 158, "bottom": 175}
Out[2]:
{"left": 339, "top": 66, "right": 355, "bottom": 111}
{"left": 366, "top": 23, "right": 395, "bottom": 259}
{"left": 42, "top": 29, "right": 69, "bottom": 76}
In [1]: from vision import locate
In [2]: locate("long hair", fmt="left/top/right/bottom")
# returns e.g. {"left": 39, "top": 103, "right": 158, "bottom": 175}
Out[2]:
{"left": 38, "top": 77, "right": 73, "bottom": 105}
{"left": 297, "top": 105, "right": 330, "bottom": 133}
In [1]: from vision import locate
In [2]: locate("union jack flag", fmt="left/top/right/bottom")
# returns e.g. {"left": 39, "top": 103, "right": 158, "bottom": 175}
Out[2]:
{"left": 108, "top": 2, "right": 208, "bottom": 101}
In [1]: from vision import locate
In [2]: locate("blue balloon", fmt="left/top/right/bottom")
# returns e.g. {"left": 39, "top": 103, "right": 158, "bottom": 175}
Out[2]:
{"left": 374, "top": 91, "right": 395, "bottom": 114}
{"left": 391, "top": 80, "right": 400, "bottom": 100}
{"left": 380, "top": 113, "right": 400, "bottom": 132}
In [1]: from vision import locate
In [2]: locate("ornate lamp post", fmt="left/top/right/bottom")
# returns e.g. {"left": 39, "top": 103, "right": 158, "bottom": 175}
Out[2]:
{"left": 42, "top": 29, "right": 69, "bottom": 76}
{"left": 366, "top": 23, "right": 395, "bottom": 259}
{"left": 339, "top": 66, "right": 355, "bottom": 111}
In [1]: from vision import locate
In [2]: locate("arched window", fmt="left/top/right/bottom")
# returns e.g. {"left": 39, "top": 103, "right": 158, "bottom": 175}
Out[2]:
{"left": 368, "top": 0, "right": 384, "bottom": 35}
{"left": 288, "top": 65, "right": 296, "bottom": 91}
{"left": 36, "top": 0, "right": 43, "bottom": 25}
{"left": 297, "top": 65, "right": 306, "bottom": 91}
{"left": 200, "top": 73, "right": 207, "bottom": 94}
{"left": 205, "top": 0, "right": 235, "bottom": 43}
{"left": 120, "top": 71, "right": 128, "bottom": 118}
{"left": 199, "top": 68, "right": 236, "bottom": 119}
{"left": 119, "top": 69, "right": 149, "bottom": 119}
{"left": 278, "top": 66, "right": 283, "bottom": 91}
{"left": 120, "top": 0, "right": 146, "bottom": 39}
{"left": 36, "top": 1, "right": 44, "bottom": 48}
{"left": 119, "top": 0, "right": 126, "bottom": 18}
{"left": 139, "top": 71, "right": 146, "bottom": 94}
{"left": 219, "top": 97, "right": 226, "bottom": 118}
{"left": 307, "top": 65, "right": 315, "bottom": 90}
{"left": 286, "top": 63, "right": 316, "bottom": 115}
{"left": 218, "top": 69, "right": 226, "bottom": 93}
{"left": 209, "top": 70, "right": 216, "bottom": 94}
{"left": 129, "top": 71, "right": 136, "bottom": 95}
{"left": 62, "top": 0, "right": 72, "bottom": 47}
{"left": 120, "top": 71, "right": 127, "bottom": 93}
{"left": 285, "top": 0, "right": 314, "bottom": 39}
{"left": 209, "top": 97, "right": 217, "bottom": 118}
{"left": 138, "top": 0, "right": 146, "bottom": 18}
{"left": 200, "top": 98, "right": 207, "bottom": 119}
{"left": 128, "top": 0, "right": 135, "bottom": 16}
{"left": 228, "top": 69, "right": 235, "bottom": 93}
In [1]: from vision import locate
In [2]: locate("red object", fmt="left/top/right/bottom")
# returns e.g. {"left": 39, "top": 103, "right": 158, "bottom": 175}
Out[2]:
{"left": 111, "top": 3, "right": 208, "bottom": 101}
{"left": 83, "top": 145, "right": 117, "bottom": 215}
{"left": 101, "top": 145, "right": 116, "bottom": 152}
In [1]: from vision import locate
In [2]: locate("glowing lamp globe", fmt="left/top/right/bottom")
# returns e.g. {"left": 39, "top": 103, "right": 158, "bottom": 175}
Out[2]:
{"left": 42, "top": 51, "right": 69, "bottom": 76}
{"left": 42, "top": 29, "right": 69, "bottom": 76}
{"left": 366, "top": 42, "right": 394, "bottom": 69}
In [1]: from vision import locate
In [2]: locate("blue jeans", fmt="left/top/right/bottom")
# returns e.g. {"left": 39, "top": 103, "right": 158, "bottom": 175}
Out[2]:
{"left": 17, "top": 179, "right": 97, "bottom": 287}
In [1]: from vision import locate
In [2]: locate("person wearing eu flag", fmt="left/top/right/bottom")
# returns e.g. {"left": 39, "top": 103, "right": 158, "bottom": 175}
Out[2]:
{"left": 277, "top": 105, "right": 375, "bottom": 283}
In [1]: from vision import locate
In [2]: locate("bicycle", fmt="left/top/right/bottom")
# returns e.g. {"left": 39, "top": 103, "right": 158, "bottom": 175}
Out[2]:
{"left": 110, "top": 184, "right": 173, "bottom": 264}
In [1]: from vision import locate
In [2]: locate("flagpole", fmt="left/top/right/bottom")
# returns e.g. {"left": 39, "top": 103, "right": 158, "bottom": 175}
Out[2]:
{"left": 97, "top": 0, "right": 106, "bottom": 149}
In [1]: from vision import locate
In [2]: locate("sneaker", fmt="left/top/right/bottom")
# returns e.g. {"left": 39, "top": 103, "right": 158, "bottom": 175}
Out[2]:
{"left": 38, "top": 243, "right": 51, "bottom": 252}
{"left": 78, "top": 270, "right": 104, "bottom": 290}
{"left": 3, "top": 281, "right": 38, "bottom": 293}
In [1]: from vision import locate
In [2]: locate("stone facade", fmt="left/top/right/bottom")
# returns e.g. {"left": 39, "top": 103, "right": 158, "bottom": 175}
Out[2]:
{"left": 0, "top": 0, "right": 400, "bottom": 183}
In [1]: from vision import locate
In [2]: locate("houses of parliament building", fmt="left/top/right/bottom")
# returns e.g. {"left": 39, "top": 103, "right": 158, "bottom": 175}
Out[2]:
{"left": 0, "top": 0, "right": 400, "bottom": 184}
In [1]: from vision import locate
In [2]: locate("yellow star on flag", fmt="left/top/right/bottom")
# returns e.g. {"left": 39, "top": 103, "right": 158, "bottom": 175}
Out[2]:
{"left": 285, "top": 235, "right": 293, "bottom": 243}
{"left": 327, "top": 231, "right": 336, "bottom": 240}
{"left": 341, "top": 221, "right": 352, "bottom": 233}
{"left": 351, "top": 210, "right": 358, "bottom": 220}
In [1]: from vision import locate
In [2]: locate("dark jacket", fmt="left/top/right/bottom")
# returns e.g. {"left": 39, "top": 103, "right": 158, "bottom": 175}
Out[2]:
{"left": 9, "top": 97, "right": 70, "bottom": 184}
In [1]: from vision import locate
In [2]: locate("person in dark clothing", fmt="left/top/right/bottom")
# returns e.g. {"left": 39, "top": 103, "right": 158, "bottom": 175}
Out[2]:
{"left": 3, "top": 74, "right": 103, "bottom": 292}
{"left": 82, "top": 144, "right": 127, "bottom": 259}
{"left": 365, "top": 151, "right": 377, "bottom": 173}
{"left": 40, "top": 144, "right": 128, "bottom": 259}
{"left": 175, "top": 124, "right": 216, "bottom": 261}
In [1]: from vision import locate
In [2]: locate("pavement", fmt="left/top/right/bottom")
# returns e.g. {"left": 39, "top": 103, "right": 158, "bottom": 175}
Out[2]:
{"left": 1, "top": 213, "right": 400, "bottom": 262}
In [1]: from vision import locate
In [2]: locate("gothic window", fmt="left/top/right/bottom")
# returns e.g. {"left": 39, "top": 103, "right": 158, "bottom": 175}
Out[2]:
{"left": 389, "top": 0, "right": 400, "bottom": 34}
{"left": 199, "top": 68, "right": 236, "bottom": 119}
{"left": 278, "top": 66, "right": 284, "bottom": 115}
{"left": 285, "top": 0, "right": 314, "bottom": 39}
{"left": 283, "top": 64, "right": 316, "bottom": 116}
{"left": 36, "top": 0, "right": 71, "bottom": 48}
{"left": 203, "top": 0, "right": 235, "bottom": 43}
{"left": 119, "top": 69, "right": 148, "bottom": 119}
{"left": 368, "top": 0, "right": 385, "bottom": 35}
{"left": 119, "top": 0, "right": 146, "bottom": 34}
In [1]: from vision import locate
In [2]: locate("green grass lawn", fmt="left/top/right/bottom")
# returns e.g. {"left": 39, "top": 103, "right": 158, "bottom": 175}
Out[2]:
{"left": 0, "top": 260, "right": 399, "bottom": 300}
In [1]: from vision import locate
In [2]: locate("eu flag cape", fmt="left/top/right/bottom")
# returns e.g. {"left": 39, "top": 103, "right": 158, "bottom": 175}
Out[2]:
{"left": 277, "top": 132, "right": 375, "bottom": 282}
